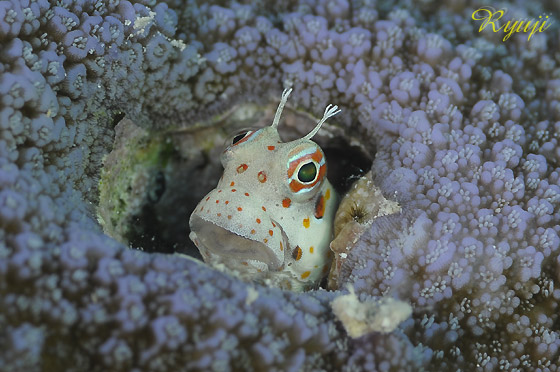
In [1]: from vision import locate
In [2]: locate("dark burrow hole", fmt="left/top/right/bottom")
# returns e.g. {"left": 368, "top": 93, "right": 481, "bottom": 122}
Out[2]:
{"left": 98, "top": 103, "right": 374, "bottom": 259}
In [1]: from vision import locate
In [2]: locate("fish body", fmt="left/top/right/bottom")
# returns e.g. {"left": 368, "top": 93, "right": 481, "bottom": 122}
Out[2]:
{"left": 189, "top": 89, "right": 340, "bottom": 291}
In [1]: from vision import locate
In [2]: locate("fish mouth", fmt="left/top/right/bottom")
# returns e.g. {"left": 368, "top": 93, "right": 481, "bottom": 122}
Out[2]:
{"left": 190, "top": 215, "right": 284, "bottom": 271}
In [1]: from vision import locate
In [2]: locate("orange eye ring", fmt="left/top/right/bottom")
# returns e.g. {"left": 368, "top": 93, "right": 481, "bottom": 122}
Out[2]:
{"left": 286, "top": 147, "right": 326, "bottom": 194}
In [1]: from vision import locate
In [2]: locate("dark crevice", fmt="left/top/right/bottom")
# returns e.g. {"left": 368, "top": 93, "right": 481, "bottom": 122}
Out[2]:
{"left": 323, "top": 136, "right": 373, "bottom": 195}
{"left": 111, "top": 111, "right": 126, "bottom": 127}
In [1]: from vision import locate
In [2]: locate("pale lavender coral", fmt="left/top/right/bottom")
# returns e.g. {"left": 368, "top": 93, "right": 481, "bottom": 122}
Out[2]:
{"left": 1, "top": 0, "right": 560, "bottom": 371}
{"left": 341, "top": 5, "right": 559, "bottom": 372}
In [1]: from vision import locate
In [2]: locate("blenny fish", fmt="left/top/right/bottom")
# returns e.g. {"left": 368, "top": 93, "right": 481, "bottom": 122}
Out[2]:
{"left": 189, "top": 89, "right": 340, "bottom": 291}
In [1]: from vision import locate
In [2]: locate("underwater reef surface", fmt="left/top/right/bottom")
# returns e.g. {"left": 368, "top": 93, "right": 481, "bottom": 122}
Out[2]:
{"left": 1, "top": 0, "right": 560, "bottom": 370}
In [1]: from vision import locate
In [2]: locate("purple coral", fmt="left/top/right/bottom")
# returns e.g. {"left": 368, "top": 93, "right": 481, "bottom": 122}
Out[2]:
{"left": 1, "top": 0, "right": 559, "bottom": 371}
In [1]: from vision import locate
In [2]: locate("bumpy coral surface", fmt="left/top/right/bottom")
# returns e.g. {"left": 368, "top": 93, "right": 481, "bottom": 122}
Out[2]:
{"left": 1, "top": 0, "right": 559, "bottom": 370}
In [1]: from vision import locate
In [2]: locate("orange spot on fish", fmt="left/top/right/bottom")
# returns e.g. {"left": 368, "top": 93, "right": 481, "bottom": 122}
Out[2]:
{"left": 268, "top": 230, "right": 273, "bottom": 236}
{"left": 301, "top": 271, "right": 311, "bottom": 279}
{"left": 282, "top": 198, "right": 291, "bottom": 208}
{"left": 293, "top": 246, "right": 302, "bottom": 261}
{"left": 237, "top": 164, "right": 248, "bottom": 173}
{"left": 264, "top": 238, "right": 268, "bottom": 243}
{"left": 325, "top": 188, "right": 331, "bottom": 200}
{"left": 215, "top": 200, "right": 219, "bottom": 203}
{"left": 267, "top": 145, "right": 275, "bottom": 150}
{"left": 258, "top": 171, "right": 267, "bottom": 183}
{"left": 231, "top": 189, "right": 237, "bottom": 192}
{"left": 251, "top": 229, "right": 256, "bottom": 234}
{"left": 309, "top": 246, "right": 314, "bottom": 253}
{"left": 225, "top": 201, "right": 229, "bottom": 205}
{"left": 314, "top": 194, "right": 325, "bottom": 219}
{"left": 227, "top": 215, "right": 232, "bottom": 220}
{"left": 262, "top": 206, "right": 267, "bottom": 211}
{"left": 280, "top": 242, "right": 283, "bottom": 251}
{"left": 245, "top": 192, "right": 250, "bottom": 196}
{"left": 237, "top": 207, "right": 243, "bottom": 211}
{"left": 303, "top": 218, "right": 310, "bottom": 228}
{"left": 256, "top": 218, "right": 261, "bottom": 224}
{"left": 230, "top": 181, "right": 235, "bottom": 187}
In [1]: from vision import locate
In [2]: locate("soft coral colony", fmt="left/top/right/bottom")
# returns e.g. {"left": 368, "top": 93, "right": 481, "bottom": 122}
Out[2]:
{"left": 1, "top": 0, "right": 559, "bottom": 370}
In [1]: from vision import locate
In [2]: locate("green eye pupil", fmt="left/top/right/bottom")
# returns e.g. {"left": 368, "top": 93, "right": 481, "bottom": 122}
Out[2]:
{"left": 298, "top": 162, "right": 317, "bottom": 183}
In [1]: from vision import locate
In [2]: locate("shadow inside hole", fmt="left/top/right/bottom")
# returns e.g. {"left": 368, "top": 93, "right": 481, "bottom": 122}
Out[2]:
{"left": 111, "top": 111, "right": 126, "bottom": 127}
{"left": 321, "top": 135, "right": 373, "bottom": 195}
{"left": 125, "top": 145, "right": 223, "bottom": 259}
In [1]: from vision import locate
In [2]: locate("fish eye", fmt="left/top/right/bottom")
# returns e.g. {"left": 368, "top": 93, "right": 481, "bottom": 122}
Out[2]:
{"left": 223, "top": 128, "right": 261, "bottom": 151}
{"left": 286, "top": 146, "right": 325, "bottom": 196}
{"left": 297, "top": 162, "right": 317, "bottom": 183}
{"left": 232, "top": 130, "right": 252, "bottom": 145}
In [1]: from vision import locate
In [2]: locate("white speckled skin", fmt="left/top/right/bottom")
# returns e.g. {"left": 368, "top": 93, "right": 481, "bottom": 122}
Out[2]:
{"left": 189, "top": 89, "right": 340, "bottom": 291}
